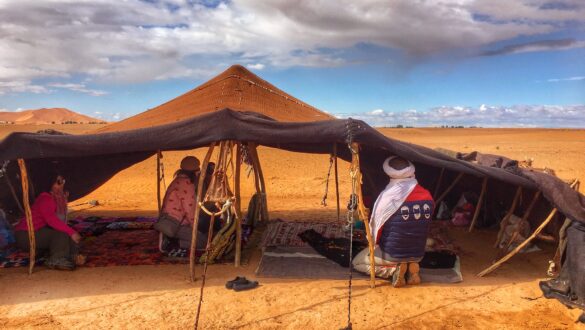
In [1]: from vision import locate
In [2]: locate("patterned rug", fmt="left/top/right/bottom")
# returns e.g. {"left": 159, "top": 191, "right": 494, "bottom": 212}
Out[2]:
{"left": 261, "top": 219, "right": 366, "bottom": 248}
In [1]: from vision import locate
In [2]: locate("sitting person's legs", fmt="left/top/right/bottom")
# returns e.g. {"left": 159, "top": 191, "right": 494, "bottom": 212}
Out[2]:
{"left": 15, "top": 227, "right": 75, "bottom": 269}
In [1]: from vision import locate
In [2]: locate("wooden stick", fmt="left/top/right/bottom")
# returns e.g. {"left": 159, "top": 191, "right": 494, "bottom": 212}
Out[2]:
{"left": 494, "top": 186, "right": 523, "bottom": 248}
{"left": 350, "top": 143, "right": 376, "bottom": 288}
{"left": 334, "top": 144, "right": 340, "bottom": 223}
{"left": 435, "top": 172, "right": 464, "bottom": 206}
{"left": 17, "top": 159, "right": 35, "bottom": 275}
{"left": 433, "top": 167, "right": 445, "bottom": 198}
{"left": 234, "top": 143, "right": 242, "bottom": 267}
{"left": 156, "top": 150, "right": 162, "bottom": 216}
{"left": 468, "top": 177, "right": 488, "bottom": 232}
{"left": 189, "top": 142, "right": 216, "bottom": 282}
{"left": 478, "top": 179, "right": 578, "bottom": 277}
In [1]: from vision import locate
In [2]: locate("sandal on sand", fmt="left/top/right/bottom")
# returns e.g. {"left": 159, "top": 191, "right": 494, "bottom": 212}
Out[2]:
{"left": 233, "top": 280, "right": 259, "bottom": 292}
{"left": 226, "top": 276, "right": 249, "bottom": 289}
{"left": 406, "top": 262, "right": 421, "bottom": 285}
{"left": 391, "top": 263, "right": 407, "bottom": 288}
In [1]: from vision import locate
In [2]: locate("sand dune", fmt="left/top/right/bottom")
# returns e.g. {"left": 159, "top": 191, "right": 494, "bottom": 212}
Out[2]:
{"left": 0, "top": 108, "right": 103, "bottom": 125}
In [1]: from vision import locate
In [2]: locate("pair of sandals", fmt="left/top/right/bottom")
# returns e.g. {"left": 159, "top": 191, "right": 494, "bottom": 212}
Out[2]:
{"left": 225, "top": 276, "right": 259, "bottom": 291}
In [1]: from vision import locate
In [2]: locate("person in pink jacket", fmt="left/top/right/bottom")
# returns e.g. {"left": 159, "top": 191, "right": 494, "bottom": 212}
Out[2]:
{"left": 14, "top": 172, "right": 81, "bottom": 270}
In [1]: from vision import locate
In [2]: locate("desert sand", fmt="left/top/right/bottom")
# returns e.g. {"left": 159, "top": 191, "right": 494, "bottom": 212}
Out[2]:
{"left": 1, "top": 126, "right": 584, "bottom": 329}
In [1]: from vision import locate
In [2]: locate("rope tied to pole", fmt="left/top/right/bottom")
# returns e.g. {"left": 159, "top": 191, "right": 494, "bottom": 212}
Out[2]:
{"left": 321, "top": 153, "right": 335, "bottom": 207}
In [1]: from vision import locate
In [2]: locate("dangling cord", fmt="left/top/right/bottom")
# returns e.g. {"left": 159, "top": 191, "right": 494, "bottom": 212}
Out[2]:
{"left": 194, "top": 211, "right": 217, "bottom": 330}
{"left": 321, "top": 153, "right": 335, "bottom": 207}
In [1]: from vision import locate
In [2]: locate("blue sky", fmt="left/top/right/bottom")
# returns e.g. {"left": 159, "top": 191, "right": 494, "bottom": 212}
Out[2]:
{"left": 0, "top": 0, "right": 583, "bottom": 127}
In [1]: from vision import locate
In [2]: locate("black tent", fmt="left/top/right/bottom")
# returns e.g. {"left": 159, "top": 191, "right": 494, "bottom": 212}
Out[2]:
{"left": 1, "top": 108, "right": 584, "bottom": 312}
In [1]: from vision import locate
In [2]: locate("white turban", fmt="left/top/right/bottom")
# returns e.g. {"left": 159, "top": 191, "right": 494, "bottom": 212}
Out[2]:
{"left": 370, "top": 156, "right": 418, "bottom": 242}
{"left": 382, "top": 156, "right": 415, "bottom": 179}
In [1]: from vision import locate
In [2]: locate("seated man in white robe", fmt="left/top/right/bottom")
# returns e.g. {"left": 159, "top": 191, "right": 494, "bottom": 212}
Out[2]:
{"left": 353, "top": 156, "right": 434, "bottom": 287}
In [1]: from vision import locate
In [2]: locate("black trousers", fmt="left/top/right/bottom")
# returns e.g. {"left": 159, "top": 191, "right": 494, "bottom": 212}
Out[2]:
{"left": 15, "top": 227, "right": 78, "bottom": 262}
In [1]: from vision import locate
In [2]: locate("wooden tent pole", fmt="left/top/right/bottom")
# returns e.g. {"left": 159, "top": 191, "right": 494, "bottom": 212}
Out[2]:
{"left": 189, "top": 142, "right": 216, "bottom": 282}
{"left": 494, "top": 186, "right": 523, "bottom": 248}
{"left": 17, "top": 159, "right": 35, "bottom": 275}
{"left": 350, "top": 143, "right": 376, "bottom": 288}
{"left": 334, "top": 144, "right": 341, "bottom": 223}
{"left": 434, "top": 172, "right": 464, "bottom": 207}
{"left": 156, "top": 150, "right": 162, "bottom": 216}
{"left": 433, "top": 167, "right": 445, "bottom": 198}
{"left": 234, "top": 143, "right": 243, "bottom": 267}
{"left": 250, "top": 143, "right": 269, "bottom": 222}
{"left": 468, "top": 177, "right": 488, "bottom": 232}
{"left": 478, "top": 179, "right": 578, "bottom": 277}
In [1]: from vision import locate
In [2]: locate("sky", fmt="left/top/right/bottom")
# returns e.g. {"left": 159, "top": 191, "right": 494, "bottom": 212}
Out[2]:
{"left": 0, "top": 0, "right": 583, "bottom": 127}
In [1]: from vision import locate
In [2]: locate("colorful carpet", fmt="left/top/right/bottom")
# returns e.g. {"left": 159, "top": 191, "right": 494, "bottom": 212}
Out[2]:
{"left": 261, "top": 219, "right": 366, "bottom": 248}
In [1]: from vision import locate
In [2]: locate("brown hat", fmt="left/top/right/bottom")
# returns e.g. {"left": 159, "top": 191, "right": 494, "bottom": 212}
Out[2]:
{"left": 180, "top": 156, "right": 200, "bottom": 171}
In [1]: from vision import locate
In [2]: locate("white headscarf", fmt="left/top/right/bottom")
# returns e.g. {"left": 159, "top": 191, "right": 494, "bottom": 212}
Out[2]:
{"left": 370, "top": 156, "right": 418, "bottom": 242}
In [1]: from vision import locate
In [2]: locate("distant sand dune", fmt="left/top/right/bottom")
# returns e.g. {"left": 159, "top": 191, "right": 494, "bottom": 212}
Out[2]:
{"left": 0, "top": 108, "right": 104, "bottom": 125}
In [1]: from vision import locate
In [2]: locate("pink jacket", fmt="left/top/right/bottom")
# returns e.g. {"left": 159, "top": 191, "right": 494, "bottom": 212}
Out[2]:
{"left": 14, "top": 192, "right": 77, "bottom": 236}
{"left": 162, "top": 175, "right": 196, "bottom": 225}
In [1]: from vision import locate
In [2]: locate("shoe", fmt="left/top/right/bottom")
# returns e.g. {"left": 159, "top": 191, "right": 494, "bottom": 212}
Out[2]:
{"left": 46, "top": 258, "right": 75, "bottom": 271}
{"left": 166, "top": 248, "right": 188, "bottom": 258}
{"left": 233, "top": 280, "right": 259, "bottom": 292}
{"left": 226, "top": 276, "right": 249, "bottom": 289}
{"left": 406, "top": 262, "right": 421, "bottom": 285}
{"left": 391, "top": 263, "right": 407, "bottom": 288}
{"left": 159, "top": 232, "right": 171, "bottom": 253}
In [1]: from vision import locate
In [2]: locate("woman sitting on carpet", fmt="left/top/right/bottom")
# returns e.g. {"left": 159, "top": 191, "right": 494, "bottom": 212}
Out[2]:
{"left": 13, "top": 172, "right": 82, "bottom": 270}
{"left": 155, "top": 157, "right": 220, "bottom": 254}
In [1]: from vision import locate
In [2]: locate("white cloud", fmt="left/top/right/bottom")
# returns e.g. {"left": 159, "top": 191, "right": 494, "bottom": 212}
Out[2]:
{"left": 370, "top": 109, "right": 385, "bottom": 115}
{"left": 246, "top": 63, "right": 265, "bottom": 70}
{"left": 338, "top": 104, "right": 585, "bottom": 128}
{"left": 0, "top": 0, "right": 581, "bottom": 92}
{"left": 547, "top": 76, "right": 585, "bottom": 82}
{"left": 48, "top": 83, "right": 108, "bottom": 96}
{"left": 0, "top": 81, "right": 49, "bottom": 94}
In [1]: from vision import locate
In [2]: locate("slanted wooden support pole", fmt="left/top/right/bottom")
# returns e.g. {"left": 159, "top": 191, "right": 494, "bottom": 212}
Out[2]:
{"left": 234, "top": 143, "right": 243, "bottom": 267}
{"left": 434, "top": 172, "right": 464, "bottom": 207}
{"left": 156, "top": 150, "right": 162, "bottom": 215}
{"left": 17, "top": 159, "right": 35, "bottom": 275}
{"left": 494, "top": 186, "right": 523, "bottom": 248}
{"left": 478, "top": 179, "right": 578, "bottom": 277}
{"left": 433, "top": 167, "right": 445, "bottom": 198}
{"left": 334, "top": 144, "right": 341, "bottom": 223}
{"left": 468, "top": 177, "right": 488, "bottom": 232}
{"left": 249, "top": 143, "right": 269, "bottom": 222}
{"left": 189, "top": 143, "right": 216, "bottom": 282}
{"left": 350, "top": 143, "right": 376, "bottom": 288}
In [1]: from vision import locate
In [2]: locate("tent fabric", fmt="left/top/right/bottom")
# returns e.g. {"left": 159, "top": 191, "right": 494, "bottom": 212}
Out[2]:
{"left": 0, "top": 109, "right": 583, "bottom": 224}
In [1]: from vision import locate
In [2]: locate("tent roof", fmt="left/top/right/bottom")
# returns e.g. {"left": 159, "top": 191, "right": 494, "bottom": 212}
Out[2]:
{"left": 96, "top": 65, "right": 332, "bottom": 133}
{"left": 1, "top": 109, "right": 584, "bottom": 224}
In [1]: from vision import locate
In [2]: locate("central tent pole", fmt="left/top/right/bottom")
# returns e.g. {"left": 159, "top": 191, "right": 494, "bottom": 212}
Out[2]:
{"left": 494, "top": 186, "right": 523, "bottom": 248}
{"left": 156, "top": 150, "right": 162, "bottom": 216}
{"left": 189, "top": 142, "right": 216, "bottom": 282}
{"left": 350, "top": 143, "right": 376, "bottom": 288}
{"left": 334, "top": 144, "right": 340, "bottom": 223}
{"left": 234, "top": 143, "right": 243, "bottom": 267}
{"left": 17, "top": 159, "right": 35, "bottom": 275}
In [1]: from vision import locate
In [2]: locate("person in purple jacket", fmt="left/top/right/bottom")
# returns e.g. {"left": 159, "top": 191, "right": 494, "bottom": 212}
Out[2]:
{"left": 13, "top": 172, "right": 81, "bottom": 270}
